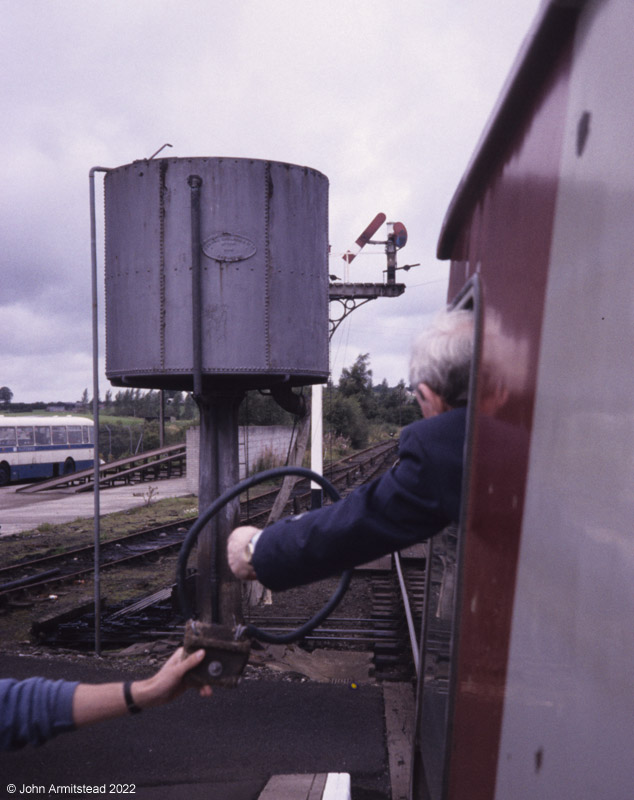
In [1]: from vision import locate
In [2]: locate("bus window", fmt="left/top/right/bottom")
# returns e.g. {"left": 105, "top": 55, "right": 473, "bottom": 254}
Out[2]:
{"left": 52, "top": 426, "right": 68, "bottom": 445}
{"left": 82, "top": 426, "right": 93, "bottom": 444}
{"left": 0, "top": 427, "right": 17, "bottom": 447}
{"left": 17, "top": 427, "right": 35, "bottom": 447}
{"left": 67, "top": 426, "right": 83, "bottom": 444}
{"left": 35, "top": 426, "right": 52, "bottom": 446}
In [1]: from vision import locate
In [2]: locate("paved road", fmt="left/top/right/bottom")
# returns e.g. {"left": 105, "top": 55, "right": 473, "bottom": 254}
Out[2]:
{"left": 0, "top": 478, "right": 193, "bottom": 537}
{"left": 0, "top": 653, "right": 390, "bottom": 799}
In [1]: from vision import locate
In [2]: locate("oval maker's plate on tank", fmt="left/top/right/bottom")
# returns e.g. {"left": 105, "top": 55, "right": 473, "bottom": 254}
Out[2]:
{"left": 203, "top": 232, "right": 257, "bottom": 262}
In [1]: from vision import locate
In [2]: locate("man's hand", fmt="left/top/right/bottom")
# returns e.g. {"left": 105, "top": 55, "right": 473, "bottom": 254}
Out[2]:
{"left": 134, "top": 648, "right": 213, "bottom": 709}
{"left": 73, "top": 648, "right": 212, "bottom": 728}
{"left": 227, "top": 525, "right": 260, "bottom": 580}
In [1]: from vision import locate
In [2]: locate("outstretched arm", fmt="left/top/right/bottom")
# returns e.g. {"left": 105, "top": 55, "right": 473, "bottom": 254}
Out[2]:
{"left": 1, "top": 648, "right": 211, "bottom": 751}
{"left": 227, "top": 410, "right": 466, "bottom": 592}
{"left": 73, "top": 647, "right": 211, "bottom": 728}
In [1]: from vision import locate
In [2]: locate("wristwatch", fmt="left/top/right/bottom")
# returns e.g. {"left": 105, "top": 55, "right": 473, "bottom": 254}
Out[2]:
{"left": 245, "top": 531, "right": 262, "bottom": 565}
{"left": 123, "top": 681, "right": 142, "bottom": 714}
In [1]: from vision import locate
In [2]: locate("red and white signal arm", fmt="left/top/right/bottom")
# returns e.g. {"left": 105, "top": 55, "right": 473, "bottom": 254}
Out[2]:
{"left": 342, "top": 212, "right": 386, "bottom": 264}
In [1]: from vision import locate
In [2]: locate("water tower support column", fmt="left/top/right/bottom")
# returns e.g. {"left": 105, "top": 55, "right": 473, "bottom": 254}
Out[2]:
{"left": 196, "top": 391, "right": 244, "bottom": 626}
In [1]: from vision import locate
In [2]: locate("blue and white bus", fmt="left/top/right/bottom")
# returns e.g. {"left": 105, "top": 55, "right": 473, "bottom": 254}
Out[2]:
{"left": 0, "top": 415, "right": 95, "bottom": 486}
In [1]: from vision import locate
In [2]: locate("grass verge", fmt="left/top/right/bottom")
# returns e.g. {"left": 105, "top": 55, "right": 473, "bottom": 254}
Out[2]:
{"left": 0, "top": 495, "right": 199, "bottom": 650}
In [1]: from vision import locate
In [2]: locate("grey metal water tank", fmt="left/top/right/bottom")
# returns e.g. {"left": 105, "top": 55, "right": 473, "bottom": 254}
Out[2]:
{"left": 104, "top": 157, "right": 329, "bottom": 392}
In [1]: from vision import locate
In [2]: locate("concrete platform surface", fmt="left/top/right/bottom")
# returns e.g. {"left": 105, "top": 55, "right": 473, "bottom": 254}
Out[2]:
{"left": 0, "top": 478, "right": 193, "bottom": 537}
{"left": 0, "top": 653, "right": 391, "bottom": 799}
{"left": 259, "top": 773, "right": 350, "bottom": 800}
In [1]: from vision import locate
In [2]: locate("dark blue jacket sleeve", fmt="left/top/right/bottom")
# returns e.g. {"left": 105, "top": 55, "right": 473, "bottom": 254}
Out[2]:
{"left": 0, "top": 677, "right": 78, "bottom": 751}
{"left": 252, "top": 407, "right": 466, "bottom": 591}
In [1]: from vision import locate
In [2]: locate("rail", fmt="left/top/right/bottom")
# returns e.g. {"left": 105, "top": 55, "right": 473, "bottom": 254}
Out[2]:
{"left": 394, "top": 551, "right": 421, "bottom": 677}
{"left": 0, "top": 440, "right": 398, "bottom": 605}
{"left": 6, "top": 435, "right": 424, "bottom": 680}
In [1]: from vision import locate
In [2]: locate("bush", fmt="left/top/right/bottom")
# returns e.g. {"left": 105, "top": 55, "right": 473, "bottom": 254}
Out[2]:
{"left": 322, "top": 431, "right": 353, "bottom": 462}
{"left": 325, "top": 394, "right": 369, "bottom": 449}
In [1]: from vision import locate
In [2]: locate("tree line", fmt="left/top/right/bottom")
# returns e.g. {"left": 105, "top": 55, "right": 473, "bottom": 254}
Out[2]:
{"left": 2, "top": 353, "right": 419, "bottom": 457}
{"left": 241, "top": 353, "right": 419, "bottom": 449}
{"left": 102, "top": 389, "right": 198, "bottom": 420}
{"left": 323, "top": 353, "right": 419, "bottom": 448}
{"left": 95, "top": 359, "right": 417, "bottom": 459}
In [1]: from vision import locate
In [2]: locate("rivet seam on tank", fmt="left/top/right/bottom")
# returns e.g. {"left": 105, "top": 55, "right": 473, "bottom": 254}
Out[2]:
{"left": 159, "top": 159, "right": 169, "bottom": 369}
{"left": 264, "top": 161, "right": 272, "bottom": 368}
{"left": 202, "top": 233, "right": 257, "bottom": 263}
{"left": 576, "top": 110, "right": 591, "bottom": 157}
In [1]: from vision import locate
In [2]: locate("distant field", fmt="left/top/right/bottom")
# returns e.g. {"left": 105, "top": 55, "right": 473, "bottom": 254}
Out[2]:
{"left": 95, "top": 414, "right": 146, "bottom": 425}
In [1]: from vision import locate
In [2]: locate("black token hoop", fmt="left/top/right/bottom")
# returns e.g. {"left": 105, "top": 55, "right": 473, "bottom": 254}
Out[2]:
{"left": 177, "top": 466, "right": 352, "bottom": 643}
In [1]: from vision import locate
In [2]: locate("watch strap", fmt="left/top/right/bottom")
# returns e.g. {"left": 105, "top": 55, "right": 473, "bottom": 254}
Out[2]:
{"left": 123, "top": 681, "right": 142, "bottom": 714}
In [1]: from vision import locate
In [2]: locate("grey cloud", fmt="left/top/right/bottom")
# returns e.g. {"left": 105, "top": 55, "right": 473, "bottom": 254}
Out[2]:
{"left": 1, "top": 0, "right": 542, "bottom": 402}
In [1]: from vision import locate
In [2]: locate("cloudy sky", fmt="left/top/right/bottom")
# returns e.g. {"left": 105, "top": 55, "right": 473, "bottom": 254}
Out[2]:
{"left": 1, "top": 0, "right": 542, "bottom": 403}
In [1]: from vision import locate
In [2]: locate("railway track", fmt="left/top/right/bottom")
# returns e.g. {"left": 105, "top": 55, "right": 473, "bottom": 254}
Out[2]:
{"left": 240, "top": 439, "right": 397, "bottom": 525}
{"left": 0, "top": 520, "right": 191, "bottom": 603}
{"left": 244, "top": 555, "right": 426, "bottom": 680}
{"left": 0, "top": 439, "right": 398, "bottom": 605}
{"left": 6, "top": 436, "right": 426, "bottom": 681}
{"left": 32, "top": 558, "right": 426, "bottom": 682}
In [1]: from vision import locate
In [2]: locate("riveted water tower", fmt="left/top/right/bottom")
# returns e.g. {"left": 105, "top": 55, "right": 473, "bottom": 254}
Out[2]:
{"left": 103, "top": 156, "right": 329, "bottom": 624}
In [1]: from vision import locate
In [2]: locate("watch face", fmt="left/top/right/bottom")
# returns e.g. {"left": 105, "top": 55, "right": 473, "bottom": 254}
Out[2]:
{"left": 246, "top": 540, "right": 255, "bottom": 563}
{"left": 247, "top": 531, "right": 262, "bottom": 560}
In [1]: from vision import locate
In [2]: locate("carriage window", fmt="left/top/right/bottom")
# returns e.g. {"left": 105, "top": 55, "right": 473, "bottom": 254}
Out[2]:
{"left": 82, "top": 426, "right": 93, "bottom": 444}
{"left": 35, "top": 426, "right": 52, "bottom": 446}
{"left": 52, "top": 426, "right": 68, "bottom": 445}
{"left": 17, "top": 427, "right": 35, "bottom": 446}
{"left": 0, "top": 427, "right": 17, "bottom": 447}
{"left": 67, "top": 426, "right": 83, "bottom": 444}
